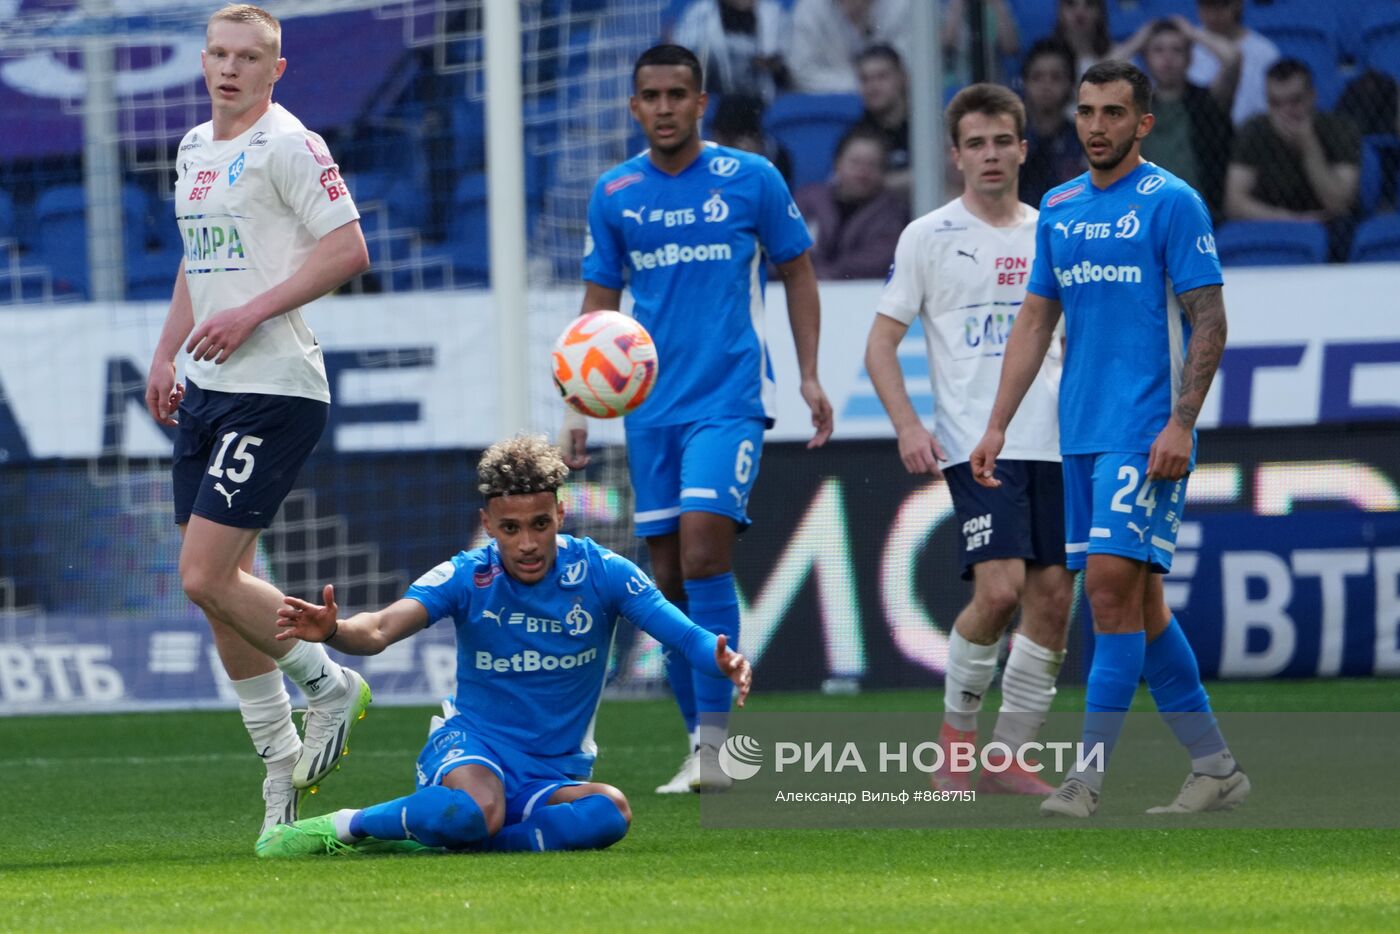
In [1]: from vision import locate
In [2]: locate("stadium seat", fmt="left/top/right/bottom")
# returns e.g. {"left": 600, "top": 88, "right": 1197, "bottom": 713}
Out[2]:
{"left": 1359, "top": 135, "right": 1400, "bottom": 216}
{"left": 0, "top": 268, "right": 52, "bottom": 305}
{"left": 1361, "top": 6, "right": 1400, "bottom": 81}
{"left": 34, "top": 184, "right": 91, "bottom": 296}
{"left": 1348, "top": 214, "right": 1400, "bottom": 262}
{"left": 125, "top": 250, "right": 177, "bottom": 302}
{"left": 1006, "top": 0, "right": 1058, "bottom": 47}
{"left": 1213, "top": 220, "right": 1328, "bottom": 266}
{"left": 0, "top": 189, "right": 15, "bottom": 244}
{"left": 446, "top": 171, "right": 490, "bottom": 281}
{"left": 348, "top": 170, "right": 429, "bottom": 234}
{"left": 763, "top": 93, "right": 864, "bottom": 191}
{"left": 1249, "top": 6, "right": 1341, "bottom": 107}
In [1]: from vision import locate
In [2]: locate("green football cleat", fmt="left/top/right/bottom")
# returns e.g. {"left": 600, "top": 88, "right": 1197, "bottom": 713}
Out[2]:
{"left": 352, "top": 838, "right": 440, "bottom": 856}
{"left": 255, "top": 814, "right": 354, "bottom": 858}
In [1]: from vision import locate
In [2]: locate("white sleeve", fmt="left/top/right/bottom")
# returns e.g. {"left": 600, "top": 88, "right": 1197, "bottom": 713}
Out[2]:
{"left": 873, "top": 222, "right": 927, "bottom": 326}
{"left": 270, "top": 131, "right": 360, "bottom": 239}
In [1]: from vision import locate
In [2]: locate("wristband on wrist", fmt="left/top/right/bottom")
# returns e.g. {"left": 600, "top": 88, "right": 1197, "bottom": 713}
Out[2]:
{"left": 325, "top": 620, "right": 339, "bottom": 645}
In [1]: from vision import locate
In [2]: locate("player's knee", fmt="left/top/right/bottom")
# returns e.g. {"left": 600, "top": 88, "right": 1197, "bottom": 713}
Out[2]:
{"left": 592, "top": 784, "right": 632, "bottom": 824}
{"left": 572, "top": 793, "right": 630, "bottom": 850}
{"left": 417, "top": 786, "right": 490, "bottom": 848}
{"left": 679, "top": 546, "right": 729, "bottom": 581}
{"left": 179, "top": 562, "right": 225, "bottom": 611}
{"left": 476, "top": 792, "right": 506, "bottom": 836}
{"left": 973, "top": 580, "right": 1021, "bottom": 622}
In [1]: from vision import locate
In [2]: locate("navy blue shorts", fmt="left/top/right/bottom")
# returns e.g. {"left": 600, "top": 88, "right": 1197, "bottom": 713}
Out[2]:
{"left": 172, "top": 380, "right": 328, "bottom": 529}
{"left": 942, "top": 460, "right": 1067, "bottom": 580}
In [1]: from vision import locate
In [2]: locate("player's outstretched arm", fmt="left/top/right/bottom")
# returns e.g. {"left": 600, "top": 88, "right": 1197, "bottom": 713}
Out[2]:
{"left": 1149, "top": 283, "right": 1228, "bottom": 480}
{"left": 276, "top": 584, "right": 429, "bottom": 655}
{"left": 186, "top": 220, "right": 370, "bottom": 364}
{"left": 714, "top": 633, "right": 753, "bottom": 708}
{"left": 969, "top": 292, "right": 1062, "bottom": 488}
{"left": 145, "top": 260, "right": 193, "bottom": 427}
{"left": 866, "top": 314, "right": 948, "bottom": 476}
{"left": 776, "top": 251, "right": 833, "bottom": 448}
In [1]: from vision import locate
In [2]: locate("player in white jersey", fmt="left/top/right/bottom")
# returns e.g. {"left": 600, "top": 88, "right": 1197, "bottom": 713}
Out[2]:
{"left": 142, "top": 4, "right": 372, "bottom": 837}
{"left": 866, "top": 84, "right": 1071, "bottom": 797}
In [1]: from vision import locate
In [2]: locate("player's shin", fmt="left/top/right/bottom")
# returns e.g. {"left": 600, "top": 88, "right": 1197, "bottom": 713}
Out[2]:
{"left": 662, "top": 598, "right": 698, "bottom": 743}
{"left": 349, "top": 786, "right": 487, "bottom": 850}
{"left": 685, "top": 573, "right": 739, "bottom": 750}
{"left": 991, "top": 634, "right": 1065, "bottom": 751}
{"left": 481, "top": 795, "right": 629, "bottom": 853}
{"left": 232, "top": 669, "right": 302, "bottom": 772}
{"left": 944, "top": 628, "right": 999, "bottom": 734}
{"left": 1145, "top": 617, "right": 1236, "bottom": 777}
{"left": 1069, "top": 632, "right": 1146, "bottom": 792}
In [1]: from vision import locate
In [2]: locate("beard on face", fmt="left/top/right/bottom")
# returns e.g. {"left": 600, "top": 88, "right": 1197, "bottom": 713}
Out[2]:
{"left": 1084, "top": 132, "right": 1136, "bottom": 171}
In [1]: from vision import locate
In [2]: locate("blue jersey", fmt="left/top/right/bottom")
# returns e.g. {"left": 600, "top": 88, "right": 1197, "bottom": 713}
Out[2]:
{"left": 582, "top": 143, "right": 812, "bottom": 428}
{"left": 405, "top": 535, "right": 720, "bottom": 777}
{"left": 1027, "top": 162, "right": 1223, "bottom": 457}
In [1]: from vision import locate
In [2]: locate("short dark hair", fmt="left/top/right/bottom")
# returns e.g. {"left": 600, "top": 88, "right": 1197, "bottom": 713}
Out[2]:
{"left": 1147, "top": 17, "right": 1187, "bottom": 42}
{"left": 1081, "top": 59, "right": 1154, "bottom": 114}
{"left": 856, "top": 42, "right": 904, "bottom": 72}
{"left": 1266, "top": 57, "right": 1313, "bottom": 87}
{"left": 834, "top": 125, "right": 888, "bottom": 162}
{"left": 712, "top": 93, "right": 765, "bottom": 140}
{"left": 945, "top": 82, "right": 1027, "bottom": 146}
{"left": 633, "top": 44, "right": 703, "bottom": 91}
{"left": 1022, "top": 37, "right": 1075, "bottom": 83}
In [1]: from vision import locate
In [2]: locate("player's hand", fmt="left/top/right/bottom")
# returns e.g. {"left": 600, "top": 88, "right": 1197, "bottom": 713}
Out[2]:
{"left": 800, "top": 377, "right": 834, "bottom": 449}
{"left": 715, "top": 634, "right": 752, "bottom": 708}
{"left": 969, "top": 429, "right": 1005, "bottom": 488}
{"left": 186, "top": 302, "right": 262, "bottom": 364}
{"left": 895, "top": 423, "right": 947, "bottom": 477}
{"left": 277, "top": 584, "right": 340, "bottom": 642}
{"left": 1147, "top": 419, "right": 1192, "bottom": 481}
{"left": 559, "top": 410, "right": 590, "bottom": 469}
{"left": 144, "top": 361, "right": 184, "bottom": 427}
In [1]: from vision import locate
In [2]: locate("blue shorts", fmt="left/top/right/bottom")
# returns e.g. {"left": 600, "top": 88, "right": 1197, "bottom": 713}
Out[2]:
{"left": 1062, "top": 452, "right": 1188, "bottom": 574}
{"left": 415, "top": 720, "right": 583, "bottom": 826}
{"left": 625, "top": 416, "right": 766, "bottom": 538}
{"left": 943, "top": 460, "right": 1066, "bottom": 580}
{"left": 172, "top": 380, "right": 328, "bottom": 529}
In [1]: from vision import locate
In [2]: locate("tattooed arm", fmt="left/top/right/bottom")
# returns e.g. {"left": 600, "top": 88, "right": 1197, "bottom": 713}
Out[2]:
{"left": 1148, "top": 284, "right": 1228, "bottom": 480}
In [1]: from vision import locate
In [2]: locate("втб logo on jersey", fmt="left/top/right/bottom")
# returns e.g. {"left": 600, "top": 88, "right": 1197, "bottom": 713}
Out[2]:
{"left": 1054, "top": 261, "right": 1143, "bottom": 288}
{"left": 630, "top": 242, "right": 732, "bottom": 270}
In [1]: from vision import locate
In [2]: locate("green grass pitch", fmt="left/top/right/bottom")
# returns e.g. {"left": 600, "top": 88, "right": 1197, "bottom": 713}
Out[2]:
{"left": 3, "top": 680, "right": 1398, "bottom": 932}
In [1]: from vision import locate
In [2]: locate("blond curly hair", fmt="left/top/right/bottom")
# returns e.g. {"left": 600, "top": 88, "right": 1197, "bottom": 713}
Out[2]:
{"left": 476, "top": 434, "right": 570, "bottom": 498}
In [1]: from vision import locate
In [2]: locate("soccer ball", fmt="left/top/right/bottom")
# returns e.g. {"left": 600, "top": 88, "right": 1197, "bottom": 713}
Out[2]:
{"left": 552, "top": 310, "right": 659, "bottom": 418}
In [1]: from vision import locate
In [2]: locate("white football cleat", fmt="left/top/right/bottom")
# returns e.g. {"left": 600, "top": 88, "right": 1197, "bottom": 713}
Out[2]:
{"left": 1040, "top": 777, "right": 1099, "bottom": 818}
{"left": 690, "top": 743, "right": 734, "bottom": 793}
{"left": 293, "top": 668, "right": 372, "bottom": 789}
{"left": 655, "top": 750, "right": 699, "bottom": 794}
{"left": 261, "top": 775, "right": 300, "bottom": 836}
{"left": 1147, "top": 769, "right": 1251, "bottom": 813}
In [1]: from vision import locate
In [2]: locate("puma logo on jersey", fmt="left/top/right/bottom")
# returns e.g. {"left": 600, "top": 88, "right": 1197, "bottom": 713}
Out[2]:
{"left": 622, "top": 205, "right": 647, "bottom": 225}
{"left": 214, "top": 482, "right": 241, "bottom": 509}
{"left": 956, "top": 248, "right": 979, "bottom": 263}
{"left": 1053, "top": 221, "right": 1071, "bottom": 238}
{"left": 1127, "top": 521, "right": 1147, "bottom": 542}
{"left": 481, "top": 606, "right": 506, "bottom": 626}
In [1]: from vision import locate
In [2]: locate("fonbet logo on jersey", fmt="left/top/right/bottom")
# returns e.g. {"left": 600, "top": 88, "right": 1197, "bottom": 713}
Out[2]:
{"left": 630, "top": 242, "right": 732, "bottom": 270}
{"left": 1054, "top": 261, "right": 1143, "bottom": 288}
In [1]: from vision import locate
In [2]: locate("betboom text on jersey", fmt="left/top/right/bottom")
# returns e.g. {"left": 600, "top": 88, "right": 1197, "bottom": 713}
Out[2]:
{"left": 1054, "top": 261, "right": 1143, "bottom": 289}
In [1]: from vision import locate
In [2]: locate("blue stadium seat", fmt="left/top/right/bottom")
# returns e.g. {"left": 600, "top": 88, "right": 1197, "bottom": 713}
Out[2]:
{"left": 763, "top": 93, "right": 864, "bottom": 191}
{"left": 0, "top": 189, "right": 15, "bottom": 243}
{"left": 445, "top": 171, "right": 490, "bottom": 281}
{"left": 1360, "top": 135, "right": 1400, "bottom": 215}
{"left": 125, "top": 250, "right": 177, "bottom": 302}
{"left": 1213, "top": 220, "right": 1328, "bottom": 266}
{"left": 1361, "top": 6, "right": 1400, "bottom": 81}
{"left": 34, "top": 184, "right": 90, "bottom": 296}
{"left": 1348, "top": 214, "right": 1400, "bottom": 262}
{"left": 348, "top": 170, "right": 428, "bottom": 234}
{"left": 1250, "top": 6, "right": 1341, "bottom": 107}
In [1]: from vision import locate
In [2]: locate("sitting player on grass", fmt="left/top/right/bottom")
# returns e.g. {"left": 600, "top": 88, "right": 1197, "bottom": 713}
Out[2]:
{"left": 256, "top": 435, "right": 752, "bottom": 857}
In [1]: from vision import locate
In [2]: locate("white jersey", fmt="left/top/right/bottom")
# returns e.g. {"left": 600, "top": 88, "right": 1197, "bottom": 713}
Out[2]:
{"left": 874, "top": 197, "right": 1061, "bottom": 467}
{"left": 173, "top": 104, "right": 359, "bottom": 402}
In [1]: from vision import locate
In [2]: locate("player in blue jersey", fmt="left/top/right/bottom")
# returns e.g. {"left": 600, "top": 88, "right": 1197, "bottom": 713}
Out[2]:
{"left": 568, "top": 44, "right": 832, "bottom": 793}
{"left": 971, "top": 61, "right": 1249, "bottom": 817}
{"left": 254, "top": 436, "right": 752, "bottom": 857}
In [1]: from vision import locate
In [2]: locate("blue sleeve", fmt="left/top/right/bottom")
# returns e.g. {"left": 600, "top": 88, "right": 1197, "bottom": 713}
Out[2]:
{"left": 581, "top": 177, "right": 625, "bottom": 290}
{"left": 1026, "top": 213, "right": 1060, "bottom": 300}
{"left": 755, "top": 160, "right": 813, "bottom": 265}
{"left": 1163, "top": 186, "right": 1223, "bottom": 295}
{"left": 601, "top": 554, "right": 722, "bottom": 675}
{"left": 403, "top": 555, "right": 466, "bottom": 626}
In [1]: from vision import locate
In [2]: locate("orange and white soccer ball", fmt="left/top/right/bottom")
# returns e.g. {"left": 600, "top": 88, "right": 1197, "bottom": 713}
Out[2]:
{"left": 552, "top": 310, "right": 659, "bottom": 418}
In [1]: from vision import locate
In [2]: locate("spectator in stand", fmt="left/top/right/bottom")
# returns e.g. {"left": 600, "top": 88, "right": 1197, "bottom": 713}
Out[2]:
{"left": 1052, "top": 0, "right": 1111, "bottom": 79}
{"left": 1188, "top": 0, "right": 1279, "bottom": 126}
{"left": 788, "top": 0, "right": 911, "bottom": 93}
{"left": 1337, "top": 71, "right": 1400, "bottom": 213}
{"left": 941, "top": 0, "right": 1020, "bottom": 86}
{"left": 670, "top": 0, "right": 790, "bottom": 104}
{"left": 795, "top": 126, "right": 910, "bottom": 279}
{"left": 1127, "top": 19, "right": 1234, "bottom": 217}
{"left": 1226, "top": 59, "right": 1360, "bottom": 260}
{"left": 853, "top": 44, "right": 910, "bottom": 197}
{"left": 709, "top": 92, "right": 795, "bottom": 183}
{"left": 1019, "top": 38, "right": 1085, "bottom": 207}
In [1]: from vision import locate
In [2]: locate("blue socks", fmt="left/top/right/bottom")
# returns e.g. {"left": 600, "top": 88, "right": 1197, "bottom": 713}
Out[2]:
{"left": 350, "top": 785, "right": 487, "bottom": 850}
{"left": 481, "top": 794, "right": 629, "bottom": 853}
{"left": 662, "top": 597, "right": 698, "bottom": 736}
{"left": 1145, "top": 618, "right": 1234, "bottom": 776}
{"left": 685, "top": 573, "right": 739, "bottom": 716}
{"left": 1074, "top": 631, "right": 1146, "bottom": 792}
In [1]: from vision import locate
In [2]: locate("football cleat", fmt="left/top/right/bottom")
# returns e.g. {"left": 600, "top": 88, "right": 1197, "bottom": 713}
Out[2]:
{"left": 293, "top": 668, "right": 372, "bottom": 789}
{"left": 255, "top": 814, "right": 353, "bottom": 858}
{"left": 260, "top": 775, "right": 301, "bottom": 836}
{"left": 1147, "top": 769, "right": 1251, "bottom": 814}
{"left": 689, "top": 743, "right": 733, "bottom": 793}
{"left": 930, "top": 724, "right": 976, "bottom": 792}
{"left": 976, "top": 759, "right": 1057, "bottom": 796}
{"left": 656, "top": 750, "right": 700, "bottom": 794}
{"left": 1040, "top": 777, "right": 1100, "bottom": 818}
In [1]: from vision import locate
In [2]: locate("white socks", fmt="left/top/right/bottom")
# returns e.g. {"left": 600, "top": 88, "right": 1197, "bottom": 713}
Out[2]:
{"left": 276, "top": 639, "right": 348, "bottom": 703}
{"left": 944, "top": 631, "right": 999, "bottom": 733}
{"left": 992, "top": 634, "right": 1066, "bottom": 752}
{"left": 231, "top": 669, "right": 300, "bottom": 776}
